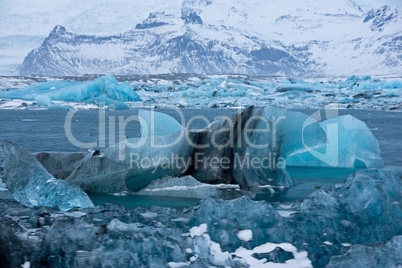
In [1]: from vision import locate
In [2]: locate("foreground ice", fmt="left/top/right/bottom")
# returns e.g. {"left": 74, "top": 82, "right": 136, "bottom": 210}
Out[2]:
{"left": 326, "top": 235, "right": 402, "bottom": 267}
{"left": 0, "top": 141, "right": 93, "bottom": 211}
{"left": 0, "top": 75, "right": 141, "bottom": 109}
{"left": 0, "top": 167, "right": 400, "bottom": 267}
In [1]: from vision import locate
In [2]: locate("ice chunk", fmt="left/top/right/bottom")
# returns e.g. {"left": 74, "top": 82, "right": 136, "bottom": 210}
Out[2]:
{"left": 67, "top": 129, "right": 194, "bottom": 192}
{"left": 0, "top": 141, "right": 93, "bottom": 211}
{"left": 0, "top": 75, "right": 141, "bottom": 108}
{"left": 35, "top": 95, "right": 53, "bottom": 106}
{"left": 233, "top": 242, "right": 310, "bottom": 267}
{"left": 189, "top": 223, "right": 208, "bottom": 237}
{"left": 136, "top": 176, "right": 248, "bottom": 199}
{"left": 35, "top": 152, "right": 87, "bottom": 180}
{"left": 275, "top": 84, "right": 313, "bottom": 92}
{"left": 66, "top": 151, "right": 131, "bottom": 193}
{"left": 286, "top": 115, "right": 383, "bottom": 168}
{"left": 237, "top": 230, "right": 253, "bottom": 242}
{"left": 139, "top": 109, "right": 183, "bottom": 137}
{"left": 0, "top": 179, "right": 6, "bottom": 191}
{"left": 233, "top": 105, "right": 327, "bottom": 191}
{"left": 84, "top": 96, "right": 129, "bottom": 110}
{"left": 66, "top": 109, "right": 190, "bottom": 192}
{"left": 341, "top": 168, "right": 401, "bottom": 224}
{"left": 0, "top": 167, "right": 400, "bottom": 268}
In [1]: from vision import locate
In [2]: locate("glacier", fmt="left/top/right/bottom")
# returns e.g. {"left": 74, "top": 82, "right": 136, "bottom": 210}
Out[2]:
{"left": 0, "top": 75, "right": 141, "bottom": 109}
{"left": 0, "top": 141, "right": 93, "bottom": 211}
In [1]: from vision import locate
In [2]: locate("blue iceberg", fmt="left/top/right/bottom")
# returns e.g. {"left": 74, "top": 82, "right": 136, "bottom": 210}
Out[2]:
{"left": 139, "top": 109, "right": 183, "bottom": 137}
{"left": 286, "top": 115, "right": 383, "bottom": 168}
{"left": 0, "top": 141, "right": 93, "bottom": 211}
{"left": 0, "top": 75, "right": 141, "bottom": 109}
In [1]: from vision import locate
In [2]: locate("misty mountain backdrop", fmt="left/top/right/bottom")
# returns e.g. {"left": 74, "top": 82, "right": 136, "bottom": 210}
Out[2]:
{"left": 2, "top": 0, "right": 401, "bottom": 76}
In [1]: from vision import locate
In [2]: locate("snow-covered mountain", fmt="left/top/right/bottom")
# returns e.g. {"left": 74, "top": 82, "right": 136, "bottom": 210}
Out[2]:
{"left": 16, "top": 0, "right": 402, "bottom": 76}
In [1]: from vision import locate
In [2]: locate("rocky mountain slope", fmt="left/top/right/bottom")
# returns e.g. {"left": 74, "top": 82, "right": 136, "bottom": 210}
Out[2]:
{"left": 16, "top": 0, "right": 401, "bottom": 76}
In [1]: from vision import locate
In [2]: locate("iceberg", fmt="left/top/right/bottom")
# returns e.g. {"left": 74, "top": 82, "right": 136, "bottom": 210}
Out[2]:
{"left": 232, "top": 105, "right": 327, "bottom": 191}
{"left": 66, "top": 105, "right": 335, "bottom": 193}
{"left": 285, "top": 115, "right": 384, "bottom": 168}
{"left": 0, "top": 75, "right": 141, "bottom": 109}
{"left": 67, "top": 110, "right": 193, "bottom": 192}
{"left": 139, "top": 109, "right": 183, "bottom": 137}
{"left": 187, "top": 106, "right": 255, "bottom": 185}
{"left": 0, "top": 141, "right": 93, "bottom": 211}
{"left": 1, "top": 75, "right": 401, "bottom": 110}
{"left": 28, "top": 105, "right": 386, "bottom": 196}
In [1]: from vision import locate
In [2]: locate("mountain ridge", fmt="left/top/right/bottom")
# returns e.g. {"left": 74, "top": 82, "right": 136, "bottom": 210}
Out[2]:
{"left": 16, "top": 1, "right": 401, "bottom": 76}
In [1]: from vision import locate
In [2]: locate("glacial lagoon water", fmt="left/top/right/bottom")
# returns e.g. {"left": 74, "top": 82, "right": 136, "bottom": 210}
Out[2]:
{"left": 0, "top": 108, "right": 400, "bottom": 208}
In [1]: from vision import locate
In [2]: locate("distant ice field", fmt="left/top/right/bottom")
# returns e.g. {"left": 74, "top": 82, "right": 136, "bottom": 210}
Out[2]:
{"left": 0, "top": 74, "right": 401, "bottom": 111}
